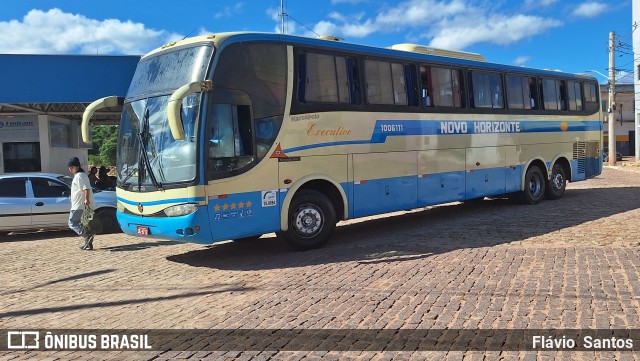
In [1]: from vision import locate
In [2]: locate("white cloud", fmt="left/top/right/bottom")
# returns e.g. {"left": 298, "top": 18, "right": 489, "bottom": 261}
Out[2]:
{"left": 429, "top": 14, "right": 562, "bottom": 50}
{"left": 572, "top": 2, "right": 607, "bottom": 18}
{"left": 301, "top": 0, "right": 562, "bottom": 51}
{"left": 214, "top": 3, "right": 244, "bottom": 19}
{"left": 0, "top": 8, "right": 179, "bottom": 55}
{"left": 331, "top": 0, "right": 367, "bottom": 4}
{"left": 513, "top": 56, "right": 531, "bottom": 66}
{"left": 524, "top": 0, "right": 558, "bottom": 7}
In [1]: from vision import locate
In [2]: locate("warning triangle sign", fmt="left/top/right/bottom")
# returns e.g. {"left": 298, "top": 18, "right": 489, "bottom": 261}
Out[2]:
{"left": 270, "top": 143, "right": 288, "bottom": 158}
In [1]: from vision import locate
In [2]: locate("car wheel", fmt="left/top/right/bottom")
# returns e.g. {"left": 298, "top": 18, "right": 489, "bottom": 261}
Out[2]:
{"left": 90, "top": 208, "right": 120, "bottom": 234}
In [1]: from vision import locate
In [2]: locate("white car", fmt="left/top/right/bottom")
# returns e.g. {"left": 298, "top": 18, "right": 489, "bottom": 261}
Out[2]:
{"left": 0, "top": 172, "right": 120, "bottom": 236}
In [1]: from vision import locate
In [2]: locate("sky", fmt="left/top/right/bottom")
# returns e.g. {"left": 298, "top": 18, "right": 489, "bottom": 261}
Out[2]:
{"left": 0, "top": 0, "right": 635, "bottom": 83}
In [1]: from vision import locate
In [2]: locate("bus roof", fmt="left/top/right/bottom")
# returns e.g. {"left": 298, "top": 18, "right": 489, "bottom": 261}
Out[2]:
{"left": 144, "top": 32, "right": 597, "bottom": 81}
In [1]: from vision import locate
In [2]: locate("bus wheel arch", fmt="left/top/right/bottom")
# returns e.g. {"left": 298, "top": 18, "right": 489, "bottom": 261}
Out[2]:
{"left": 545, "top": 157, "right": 570, "bottom": 200}
{"left": 279, "top": 176, "right": 347, "bottom": 250}
{"left": 518, "top": 159, "right": 547, "bottom": 205}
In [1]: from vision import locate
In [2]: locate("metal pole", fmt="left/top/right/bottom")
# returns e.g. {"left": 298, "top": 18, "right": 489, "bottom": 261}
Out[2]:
{"left": 280, "top": 0, "right": 285, "bottom": 34}
{"left": 608, "top": 31, "right": 617, "bottom": 166}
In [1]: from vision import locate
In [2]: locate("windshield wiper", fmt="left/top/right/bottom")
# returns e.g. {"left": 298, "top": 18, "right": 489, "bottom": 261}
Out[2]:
{"left": 118, "top": 166, "right": 139, "bottom": 189}
{"left": 138, "top": 109, "right": 163, "bottom": 191}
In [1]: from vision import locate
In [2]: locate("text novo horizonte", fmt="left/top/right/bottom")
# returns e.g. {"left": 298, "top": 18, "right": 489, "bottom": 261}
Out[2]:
{"left": 440, "top": 121, "right": 521, "bottom": 134}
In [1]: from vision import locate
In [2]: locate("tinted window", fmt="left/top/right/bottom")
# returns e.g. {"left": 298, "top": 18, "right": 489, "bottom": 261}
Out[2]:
{"left": 567, "top": 81, "right": 583, "bottom": 111}
{"left": 506, "top": 75, "right": 536, "bottom": 110}
{"left": 470, "top": 71, "right": 503, "bottom": 109}
{"left": 584, "top": 82, "right": 600, "bottom": 113}
{"left": 0, "top": 178, "right": 27, "bottom": 197}
{"left": 365, "top": 60, "right": 409, "bottom": 105}
{"left": 427, "top": 66, "right": 464, "bottom": 107}
{"left": 31, "top": 178, "right": 68, "bottom": 198}
{"left": 214, "top": 43, "right": 287, "bottom": 120}
{"left": 541, "top": 78, "right": 567, "bottom": 111}
{"left": 303, "top": 53, "right": 351, "bottom": 103}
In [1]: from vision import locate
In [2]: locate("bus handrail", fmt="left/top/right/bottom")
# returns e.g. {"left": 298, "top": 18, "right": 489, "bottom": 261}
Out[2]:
{"left": 167, "top": 80, "right": 213, "bottom": 140}
{"left": 81, "top": 96, "right": 124, "bottom": 143}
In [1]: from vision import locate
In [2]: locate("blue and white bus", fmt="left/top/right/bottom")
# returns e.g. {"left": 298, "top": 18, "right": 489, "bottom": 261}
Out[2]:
{"left": 82, "top": 32, "right": 602, "bottom": 250}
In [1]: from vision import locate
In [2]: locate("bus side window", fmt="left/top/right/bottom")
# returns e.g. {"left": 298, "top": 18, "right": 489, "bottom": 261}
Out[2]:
{"left": 420, "top": 65, "right": 433, "bottom": 107}
{"left": 528, "top": 78, "right": 539, "bottom": 109}
{"left": 207, "top": 104, "right": 254, "bottom": 175}
{"left": 567, "top": 81, "right": 583, "bottom": 111}
{"left": 469, "top": 71, "right": 503, "bottom": 109}
{"left": 506, "top": 75, "right": 536, "bottom": 110}
{"left": 405, "top": 64, "right": 419, "bottom": 107}
{"left": 430, "top": 66, "right": 464, "bottom": 108}
{"left": 559, "top": 80, "right": 568, "bottom": 111}
{"left": 346, "top": 57, "right": 361, "bottom": 105}
{"left": 255, "top": 115, "right": 282, "bottom": 159}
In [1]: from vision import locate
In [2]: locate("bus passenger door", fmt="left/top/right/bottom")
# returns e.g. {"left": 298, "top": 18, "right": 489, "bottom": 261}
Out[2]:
{"left": 352, "top": 152, "right": 417, "bottom": 217}
{"left": 418, "top": 149, "right": 466, "bottom": 206}
{"left": 465, "top": 147, "right": 506, "bottom": 199}
{"left": 205, "top": 100, "right": 282, "bottom": 241}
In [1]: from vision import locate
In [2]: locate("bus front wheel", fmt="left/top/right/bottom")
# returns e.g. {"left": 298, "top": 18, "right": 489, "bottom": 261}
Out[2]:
{"left": 284, "top": 190, "right": 336, "bottom": 250}
{"left": 518, "top": 166, "right": 546, "bottom": 205}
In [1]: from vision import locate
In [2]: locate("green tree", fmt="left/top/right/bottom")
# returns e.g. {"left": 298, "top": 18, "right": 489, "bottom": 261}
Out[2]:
{"left": 99, "top": 139, "right": 118, "bottom": 166}
{"left": 88, "top": 125, "right": 118, "bottom": 166}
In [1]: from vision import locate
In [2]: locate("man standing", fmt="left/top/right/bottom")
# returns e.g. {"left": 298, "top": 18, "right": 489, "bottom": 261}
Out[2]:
{"left": 67, "top": 157, "right": 95, "bottom": 250}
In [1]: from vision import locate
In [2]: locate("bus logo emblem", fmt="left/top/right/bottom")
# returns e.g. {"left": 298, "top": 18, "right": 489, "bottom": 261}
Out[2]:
{"left": 262, "top": 190, "right": 277, "bottom": 207}
{"left": 137, "top": 203, "right": 144, "bottom": 213}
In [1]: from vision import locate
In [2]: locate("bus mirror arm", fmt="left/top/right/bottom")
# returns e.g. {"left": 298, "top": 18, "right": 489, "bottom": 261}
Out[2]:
{"left": 81, "top": 96, "right": 124, "bottom": 143}
{"left": 168, "top": 80, "right": 213, "bottom": 140}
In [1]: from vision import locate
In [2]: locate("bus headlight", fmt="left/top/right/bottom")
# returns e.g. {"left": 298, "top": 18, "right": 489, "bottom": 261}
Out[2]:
{"left": 163, "top": 203, "right": 199, "bottom": 217}
{"left": 117, "top": 201, "right": 125, "bottom": 213}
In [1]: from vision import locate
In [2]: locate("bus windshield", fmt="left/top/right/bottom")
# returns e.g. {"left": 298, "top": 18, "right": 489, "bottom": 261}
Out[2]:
{"left": 127, "top": 45, "right": 213, "bottom": 99}
{"left": 117, "top": 93, "right": 201, "bottom": 189}
{"left": 117, "top": 44, "right": 212, "bottom": 190}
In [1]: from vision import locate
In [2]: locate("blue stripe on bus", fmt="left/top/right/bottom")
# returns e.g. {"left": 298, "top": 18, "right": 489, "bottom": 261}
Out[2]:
{"left": 284, "top": 120, "right": 602, "bottom": 154}
{"left": 117, "top": 196, "right": 206, "bottom": 207}
{"left": 118, "top": 157, "right": 600, "bottom": 244}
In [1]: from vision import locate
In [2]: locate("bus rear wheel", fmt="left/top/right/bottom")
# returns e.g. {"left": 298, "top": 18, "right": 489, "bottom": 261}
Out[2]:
{"left": 284, "top": 190, "right": 336, "bottom": 250}
{"left": 518, "top": 165, "right": 545, "bottom": 205}
{"left": 545, "top": 163, "right": 566, "bottom": 200}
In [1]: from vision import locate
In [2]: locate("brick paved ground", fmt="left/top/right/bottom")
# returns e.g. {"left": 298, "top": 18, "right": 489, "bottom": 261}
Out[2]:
{"left": 1, "top": 167, "right": 640, "bottom": 360}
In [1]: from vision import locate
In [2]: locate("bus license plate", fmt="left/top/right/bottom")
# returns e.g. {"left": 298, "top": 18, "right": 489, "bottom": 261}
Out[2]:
{"left": 136, "top": 226, "right": 150, "bottom": 236}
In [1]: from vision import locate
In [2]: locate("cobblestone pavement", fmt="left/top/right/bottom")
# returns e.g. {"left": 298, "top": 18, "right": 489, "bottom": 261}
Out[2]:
{"left": 1, "top": 167, "right": 640, "bottom": 360}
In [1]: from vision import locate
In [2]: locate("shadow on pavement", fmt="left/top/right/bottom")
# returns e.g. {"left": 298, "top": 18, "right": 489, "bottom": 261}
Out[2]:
{"left": 1, "top": 269, "right": 117, "bottom": 296}
{"left": 1, "top": 229, "right": 78, "bottom": 242}
{"left": 102, "top": 240, "right": 183, "bottom": 252}
{"left": 167, "top": 186, "right": 640, "bottom": 271}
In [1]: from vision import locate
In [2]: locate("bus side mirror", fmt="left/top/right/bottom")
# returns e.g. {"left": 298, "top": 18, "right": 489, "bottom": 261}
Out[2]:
{"left": 81, "top": 96, "right": 124, "bottom": 143}
{"left": 167, "top": 80, "right": 213, "bottom": 140}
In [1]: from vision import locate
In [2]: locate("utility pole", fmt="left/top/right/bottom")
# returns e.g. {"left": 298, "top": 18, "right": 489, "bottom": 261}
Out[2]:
{"left": 608, "top": 31, "right": 617, "bottom": 166}
{"left": 280, "top": 0, "right": 285, "bottom": 34}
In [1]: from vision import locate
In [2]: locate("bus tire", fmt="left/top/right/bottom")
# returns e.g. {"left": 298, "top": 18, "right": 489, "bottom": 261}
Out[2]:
{"left": 518, "top": 165, "right": 545, "bottom": 205}
{"left": 284, "top": 190, "right": 336, "bottom": 250}
{"left": 545, "top": 163, "right": 566, "bottom": 200}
